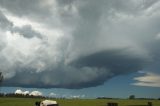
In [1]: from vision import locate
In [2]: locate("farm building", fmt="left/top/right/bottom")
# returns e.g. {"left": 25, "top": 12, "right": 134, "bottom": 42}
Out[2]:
{"left": 35, "top": 100, "right": 58, "bottom": 106}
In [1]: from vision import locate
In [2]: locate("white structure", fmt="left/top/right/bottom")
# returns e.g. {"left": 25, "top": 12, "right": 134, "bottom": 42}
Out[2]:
{"left": 36, "top": 100, "right": 58, "bottom": 106}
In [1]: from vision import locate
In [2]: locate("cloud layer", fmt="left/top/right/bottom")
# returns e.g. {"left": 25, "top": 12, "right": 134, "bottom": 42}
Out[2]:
{"left": 132, "top": 72, "right": 160, "bottom": 87}
{"left": 0, "top": 0, "right": 160, "bottom": 89}
{"left": 15, "top": 89, "right": 42, "bottom": 96}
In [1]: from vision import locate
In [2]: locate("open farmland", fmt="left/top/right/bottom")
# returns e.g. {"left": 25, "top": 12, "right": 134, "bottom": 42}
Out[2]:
{"left": 0, "top": 97, "right": 160, "bottom": 106}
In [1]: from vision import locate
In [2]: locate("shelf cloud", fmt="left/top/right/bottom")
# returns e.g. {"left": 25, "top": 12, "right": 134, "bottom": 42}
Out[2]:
{"left": 0, "top": 0, "right": 160, "bottom": 89}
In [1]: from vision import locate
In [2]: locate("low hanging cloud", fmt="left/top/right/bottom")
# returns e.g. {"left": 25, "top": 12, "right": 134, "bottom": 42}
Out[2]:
{"left": 49, "top": 92, "right": 85, "bottom": 98}
{"left": 49, "top": 92, "right": 57, "bottom": 97}
{"left": 15, "top": 89, "right": 29, "bottom": 95}
{"left": 132, "top": 72, "right": 160, "bottom": 87}
{"left": 30, "top": 91, "right": 42, "bottom": 96}
{"left": 15, "top": 89, "right": 42, "bottom": 96}
{"left": 0, "top": 0, "right": 160, "bottom": 89}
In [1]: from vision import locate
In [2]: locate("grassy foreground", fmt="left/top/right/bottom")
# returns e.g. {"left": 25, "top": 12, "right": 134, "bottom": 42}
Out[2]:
{"left": 0, "top": 97, "right": 160, "bottom": 106}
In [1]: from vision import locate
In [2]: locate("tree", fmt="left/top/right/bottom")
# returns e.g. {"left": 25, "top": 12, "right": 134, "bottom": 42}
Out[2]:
{"left": 129, "top": 95, "right": 135, "bottom": 99}
{"left": 0, "top": 72, "right": 3, "bottom": 83}
{"left": 0, "top": 72, "right": 3, "bottom": 93}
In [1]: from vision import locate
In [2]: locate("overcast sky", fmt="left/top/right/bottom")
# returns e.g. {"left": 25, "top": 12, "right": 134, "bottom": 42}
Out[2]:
{"left": 0, "top": 0, "right": 160, "bottom": 98}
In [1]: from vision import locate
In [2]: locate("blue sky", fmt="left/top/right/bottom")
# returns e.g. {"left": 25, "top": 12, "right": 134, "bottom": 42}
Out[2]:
{"left": 0, "top": 0, "right": 160, "bottom": 99}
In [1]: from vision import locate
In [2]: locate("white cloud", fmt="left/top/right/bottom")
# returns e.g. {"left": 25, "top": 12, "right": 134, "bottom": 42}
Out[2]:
{"left": 71, "top": 95, "right": 80, "bottom": 98}
{"left": 15, "top": 89, "right": 23, "bottom": 94}
{"left": 70, "top": 94, "right": 85, "bottom": 99}
{"left": 132, "top": 72, "right": 160, "bottom": 87}
{"left": 48, "top": 92, "right": 85, "bottom": 98}
{"left": 49, "top": 92, "right": 57, "bottom": 97}
{"left": 29, "top": 91, "right": 42, "bottom": 96}
{"left": 15, "top": 89, "right": 42, "bottom": 96}
{"left": 23, "top": 91, "right": 29, "bottom": 95}
{"left": 15, "top": 89, "right": 29, "bottom": 95}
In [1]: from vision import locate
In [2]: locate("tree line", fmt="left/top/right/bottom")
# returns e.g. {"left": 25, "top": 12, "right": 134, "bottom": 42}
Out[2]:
{"left": 0, "top": 93, "right": 46, "bottom": 98}
{"left": 97, "top": 95, "right": 160, "bottom": 100}
{"left": 0, "top": 72, "right": 3, "bottom": 84}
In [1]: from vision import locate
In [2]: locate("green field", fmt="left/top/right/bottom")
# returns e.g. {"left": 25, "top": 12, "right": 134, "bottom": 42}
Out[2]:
{"left": 0, "top": 97, "right": 160, "bottom": 106}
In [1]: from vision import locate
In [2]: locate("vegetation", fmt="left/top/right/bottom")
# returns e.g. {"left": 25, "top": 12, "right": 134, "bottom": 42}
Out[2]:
{"left": 129, "top": 95, "right": 135, "bottom": 99}
{"left": 0, "top": 72, "right": 3, "bottom": 93}
{"left": 0, "top": 93, "right": 46, "bottom": 99}
{"left": 0, "top": 97, "right": 160, "bottom": 106}
{"left": 0, "top": 72, "right": 3, "bottom": 85}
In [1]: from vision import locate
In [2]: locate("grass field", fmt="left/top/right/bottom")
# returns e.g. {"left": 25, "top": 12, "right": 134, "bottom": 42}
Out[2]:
{"left": 0, "top": 97, "right": 160, "bottom": 106}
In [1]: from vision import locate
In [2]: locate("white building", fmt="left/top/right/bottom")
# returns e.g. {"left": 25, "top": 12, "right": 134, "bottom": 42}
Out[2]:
{"left": 35, "top": 100, "right": 58, "bottom": 106}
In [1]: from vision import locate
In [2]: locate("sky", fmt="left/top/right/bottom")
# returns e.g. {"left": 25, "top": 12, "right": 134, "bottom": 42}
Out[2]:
{"left": 0, "top": 0, "right": 160, "bottom": 98}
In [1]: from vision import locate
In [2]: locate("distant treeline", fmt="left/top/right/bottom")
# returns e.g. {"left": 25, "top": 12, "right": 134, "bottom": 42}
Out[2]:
{"left": 96, "top": 97, "right": 160, "bottom": 100}
{"left": 0, "top": 93, "right": 46, "bottom": 98}
{"left": 0, "top": 93, "right": 160, "bottom": 100}
{"left": 136, "top": 98, "right": 160, "bottom": 100}
{"left": 96, "top": 97, "right": 118, "bottom": 99}
{"left": 0, "top": 93, "right": 67, "bottom": 99}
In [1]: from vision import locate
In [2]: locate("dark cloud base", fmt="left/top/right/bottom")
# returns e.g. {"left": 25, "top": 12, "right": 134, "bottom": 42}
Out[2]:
{"left": 3, "top": 49, "right": 148, "bottom": 89}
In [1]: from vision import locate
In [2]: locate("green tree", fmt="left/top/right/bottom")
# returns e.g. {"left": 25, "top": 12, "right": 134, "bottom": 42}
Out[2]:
{"left": 0, "top": 72, "right": 3, "bottom": 83}
{"left": 0, "top": 72, "right": 3, "bottom": 92}
{"left": 129, "top": 95, "right": 135, "bottom": 99}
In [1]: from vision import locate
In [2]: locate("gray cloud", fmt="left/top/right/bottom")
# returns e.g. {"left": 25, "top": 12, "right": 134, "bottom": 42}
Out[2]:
{"left": 0, "top": 11, "right": 12, "bottom": 29}
{"left": 0, "top": 0, "right": 160, "bottom": 89}
{"left": 0, "top": 0, "right": 51, "bottom": 17}
{"left": 70, "top": 49, "right": 148, "bottom": 74}
{"left": 11, "top": 25, "right": 42, "bottom": 39}
{"left": 2, "top": 48, "right": 149, "bottom": 89}
{"left": 0, "top": 10, "right": 43, "bottom": 39}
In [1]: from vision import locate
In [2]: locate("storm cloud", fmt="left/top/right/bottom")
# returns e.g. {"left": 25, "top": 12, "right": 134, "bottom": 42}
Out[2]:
{"left": 0, "top": 0, "right": 160, "bottom": 89}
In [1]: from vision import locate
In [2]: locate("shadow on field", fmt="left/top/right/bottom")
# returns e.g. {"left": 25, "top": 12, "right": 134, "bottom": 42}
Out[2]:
{"left": 107, "top": 102, "right": 152, "bottom": 106}
{"left": 127, "top": 105, "right": 148, "bottom": 106}
{"left": 127, "top": 102, "right": 152, "bottom": 106}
